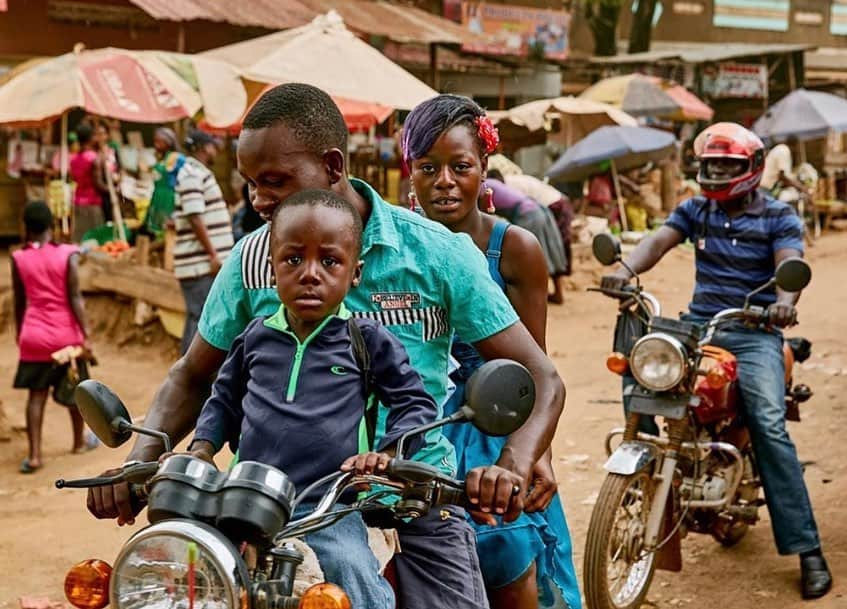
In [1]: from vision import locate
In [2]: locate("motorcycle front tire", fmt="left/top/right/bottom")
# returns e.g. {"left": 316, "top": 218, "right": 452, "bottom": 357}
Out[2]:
{"left": 584, "top": 471, "right": 658, "bottom": 609}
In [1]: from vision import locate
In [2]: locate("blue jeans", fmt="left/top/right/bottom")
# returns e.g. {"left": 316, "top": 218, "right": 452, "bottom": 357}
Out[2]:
{"left": 710, "top": 323, "right": 820, "bottom": 555}
{"left": 299, "top": 506, "right": 394, "bottom": 609}
{"left": 624, "top": 319, "right": 821, "bottom": 555}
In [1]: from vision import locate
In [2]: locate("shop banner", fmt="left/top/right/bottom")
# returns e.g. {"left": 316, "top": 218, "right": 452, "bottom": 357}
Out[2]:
{"left": 702, "top": 63, "right": 768, "bottom": 99}
{"left": 713, "top": 0, "right": 789, "bottom": 31}
{"left": 443, "top": 0, "right": 570, "bottom": 60}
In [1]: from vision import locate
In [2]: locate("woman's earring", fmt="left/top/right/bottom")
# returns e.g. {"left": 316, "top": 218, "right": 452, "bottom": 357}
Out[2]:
{"left": 409, "top": 191, "right": 418, "bottom": 211}
{"left": 485, "top": 187, "right": 495, "bottom": 214}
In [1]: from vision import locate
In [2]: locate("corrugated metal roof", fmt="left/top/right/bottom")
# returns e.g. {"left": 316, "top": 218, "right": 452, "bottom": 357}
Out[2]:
{"left": 590, "top": 42, "right": 815, "bottom": 65}
{"left": 298, "top": 0, "right": 474, "bottom": 45}
{"left": 130, "top": 0, "right": 479, "bottom": 46}
{"left": 128, "top": 0, "right": 315, "bottom": 29}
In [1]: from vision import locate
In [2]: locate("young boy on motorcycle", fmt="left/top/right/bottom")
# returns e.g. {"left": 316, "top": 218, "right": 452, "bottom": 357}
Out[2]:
{"left": 600, "top": 122, "right": 832, "bottom": 600}
{"left": 88, "top": 83, "right": 566, "bottom": 609}
{"left": 186, "top": 189, "right": 438, "bottom": 609}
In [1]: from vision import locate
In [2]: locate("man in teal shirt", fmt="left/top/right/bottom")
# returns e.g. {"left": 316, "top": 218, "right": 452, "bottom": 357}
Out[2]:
{"left": 88, "top": 84, "right": 566, "bottom": 609}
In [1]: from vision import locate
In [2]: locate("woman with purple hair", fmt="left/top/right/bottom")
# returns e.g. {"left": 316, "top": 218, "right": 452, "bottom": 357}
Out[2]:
{"left": 402, "top": 94, "right": 581, "bottom": 609}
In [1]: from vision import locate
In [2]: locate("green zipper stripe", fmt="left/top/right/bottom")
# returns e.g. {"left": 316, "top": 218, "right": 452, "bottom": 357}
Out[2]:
{"left": 283, "top": 313, "right": 336, "bottom": 402}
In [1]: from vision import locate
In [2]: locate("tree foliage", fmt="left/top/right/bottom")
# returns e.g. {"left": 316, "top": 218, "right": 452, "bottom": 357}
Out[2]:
{"left": 628, "top": 0, "right": 658, "bottom": 53}
{"left": 583, "top": 0, "right": 624, "bottom": 57}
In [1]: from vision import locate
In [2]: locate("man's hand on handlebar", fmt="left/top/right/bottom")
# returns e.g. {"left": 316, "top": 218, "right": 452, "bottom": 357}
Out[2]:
{"left": 87, "top": 469, "right": 140, "bottom": 526}
{"left": 767, "top": 303, "right": 798, "bottom": 328}
{"left": 464, "top": 465, "right": 525, "bottom": 526}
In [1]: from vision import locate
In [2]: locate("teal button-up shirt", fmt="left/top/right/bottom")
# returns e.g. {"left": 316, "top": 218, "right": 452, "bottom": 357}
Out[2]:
{"left": 198, "top": 179, "right": 519, "bottom": 474}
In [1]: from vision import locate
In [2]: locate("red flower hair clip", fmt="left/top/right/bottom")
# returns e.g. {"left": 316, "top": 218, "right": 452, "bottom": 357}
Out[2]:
{"left": 475, "top": 115, "right": 500, "bottom": 155}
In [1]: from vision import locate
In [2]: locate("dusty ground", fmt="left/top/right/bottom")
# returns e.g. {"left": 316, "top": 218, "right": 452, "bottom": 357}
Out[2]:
{"left": 0, "top": 235, "right": 845, "bottom": 609}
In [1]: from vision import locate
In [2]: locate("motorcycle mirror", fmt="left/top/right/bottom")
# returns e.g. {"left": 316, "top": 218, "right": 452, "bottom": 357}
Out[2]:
{"left": 74, "top": 380, "right": 133, "bottom": 448}
{"left": 592, "top": 233, "right": 621, "bottom": 266}
{"left": 774, "top": 257, "right": 811, "bottom": 292}
{"left": 463, "top": 359, "right": 535, "bottom": 436}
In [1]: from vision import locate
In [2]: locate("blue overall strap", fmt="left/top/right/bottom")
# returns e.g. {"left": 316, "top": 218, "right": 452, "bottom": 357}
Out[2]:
{"left": 485, "top": 221, "right": 510, "bottom": 291}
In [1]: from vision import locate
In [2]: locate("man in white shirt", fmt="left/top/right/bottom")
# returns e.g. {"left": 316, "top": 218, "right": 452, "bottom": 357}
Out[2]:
{"left": 761, "top": 141, "right": 807, "bottom": 195}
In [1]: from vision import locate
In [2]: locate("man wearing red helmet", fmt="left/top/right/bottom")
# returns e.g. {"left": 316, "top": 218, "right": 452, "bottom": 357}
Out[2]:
{"left": 601, "top": 122, "right": 832, "bottom": 599}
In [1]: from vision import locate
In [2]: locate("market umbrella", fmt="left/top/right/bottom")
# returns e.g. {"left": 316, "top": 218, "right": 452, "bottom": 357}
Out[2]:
{"left": 0, "top": 46, "right": 247, "bottom": 127}
{"left": 546, "top": 126, "right": 677, "bottom": 230}
{"left": 752, "top": 88, "right": 847, "bottom": 143}
{"left": 201, "top": 11, "right": 437, "bottom": 111}
{"left": 581, "top": 74, "right": 714, "bottom": 122}
{"left": 200, "top": 84, "right": 394, "bottom": 135}
{"left": 489, "top": 96, "right": 637, "bottom": 148}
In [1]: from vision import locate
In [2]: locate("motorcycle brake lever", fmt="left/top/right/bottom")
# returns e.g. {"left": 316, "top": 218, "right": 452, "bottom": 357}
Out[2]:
{"left": 55, "top": 461, "right": 159, "bottom": 489}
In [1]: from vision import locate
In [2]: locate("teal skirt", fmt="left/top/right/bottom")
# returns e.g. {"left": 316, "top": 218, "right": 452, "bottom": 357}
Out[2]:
{"left": 444, "top": 341, "right": 582, "bottom": 609}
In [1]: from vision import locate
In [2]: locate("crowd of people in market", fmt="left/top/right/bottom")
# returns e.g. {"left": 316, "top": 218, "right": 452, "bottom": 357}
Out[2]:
{"left": 7, "top": 81, "right": 837, "bottom": 609}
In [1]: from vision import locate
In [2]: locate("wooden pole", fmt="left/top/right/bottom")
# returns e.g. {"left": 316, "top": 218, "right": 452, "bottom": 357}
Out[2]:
{"left": 60, "top": 112, "right": 70, "bottom": 237}
{"left": 498, "top": 76, "right": 506, "bottom": 110}
{"left": 106, "top": 174, "right": 127, "bottom": 243}
{"left": 610, "top": 159, "right": 629, "bottom": 232}
{"left": 136, "top": 235, "right": 150, "bottom": 266}
{"left": 177, "top": 23, "right": 186, "bottom": 53}
{"left": 429, "top": 44, "right": 440, "bottom": 90}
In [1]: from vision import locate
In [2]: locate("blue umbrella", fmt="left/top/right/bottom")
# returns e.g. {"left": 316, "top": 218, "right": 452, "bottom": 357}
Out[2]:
{"left": 545, "top": 125, "right": 677, "bottom": 182}
{"left": 753, "top": 88, "right": 847, "bottom": 143}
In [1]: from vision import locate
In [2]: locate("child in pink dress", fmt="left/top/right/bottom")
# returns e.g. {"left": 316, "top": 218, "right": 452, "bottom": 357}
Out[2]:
{"left": 12, "top": 201, "right": 95, "bottom": 473}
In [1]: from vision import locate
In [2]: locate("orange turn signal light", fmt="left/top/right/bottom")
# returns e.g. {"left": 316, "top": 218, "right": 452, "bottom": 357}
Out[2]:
{"left": 64, "top": 559, "right": 112, "bottom": 609}
{"left": 705, "top": 366, "right": 730, "bottom": 390}
{"left": 606, "top": 352, "right": 629, "bottom": 376}
{"left": 299, "top": 582, "right": 352, "bottom": 609}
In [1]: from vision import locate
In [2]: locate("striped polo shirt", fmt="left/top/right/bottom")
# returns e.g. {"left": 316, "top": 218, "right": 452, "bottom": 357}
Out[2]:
{"left": 173, "top": 157, "right": 234, "bottom": 280}
{"left": 665, "top": 193, "right": 804, "bottom": 318}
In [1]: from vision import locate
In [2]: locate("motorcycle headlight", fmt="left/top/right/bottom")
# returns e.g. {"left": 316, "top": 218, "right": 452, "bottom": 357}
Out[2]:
{"left": 110, "top": 520, "right": 249, "bottom": 609}
{"left": 630, "top": 333, "right": 688, "bottom": 392}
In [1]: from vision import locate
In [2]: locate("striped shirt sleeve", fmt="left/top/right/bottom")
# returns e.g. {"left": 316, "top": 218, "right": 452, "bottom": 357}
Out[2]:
{"left": 665, "top": 198, "right": 696, "bottom": 241}
{"left": 175, "top": 165, "right": 205, "bottom": 216}
{"left": 772, "top": 206, "right": 804, "bottom": 254}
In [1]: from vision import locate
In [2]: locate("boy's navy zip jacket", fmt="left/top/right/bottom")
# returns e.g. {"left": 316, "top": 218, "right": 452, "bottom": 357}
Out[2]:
{"left": 193, "top": 304, "right": 437, "bottom": 492}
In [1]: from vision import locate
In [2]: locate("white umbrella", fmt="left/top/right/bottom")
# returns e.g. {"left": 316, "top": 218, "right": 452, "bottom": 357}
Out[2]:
{"left": 202, "top": 11, "right": 437, "bottom": 111}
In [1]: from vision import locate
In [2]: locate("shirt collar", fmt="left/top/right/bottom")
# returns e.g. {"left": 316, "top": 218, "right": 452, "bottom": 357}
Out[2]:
{"left": 351, "top": 178, "right": 400, "bottom": 254}
{"left": 707, "top": 191, "right": 767, "bottom": 217}
{"left": 265, "top": 302, "right": 351, "bottom": 334}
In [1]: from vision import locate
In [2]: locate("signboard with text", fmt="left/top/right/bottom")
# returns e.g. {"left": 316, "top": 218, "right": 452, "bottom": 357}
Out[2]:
{"left": 702, "top": 63, "right": 768, "bottom": 99}
{"left": 443, "top": 0, "right": 570, "bottom": 61}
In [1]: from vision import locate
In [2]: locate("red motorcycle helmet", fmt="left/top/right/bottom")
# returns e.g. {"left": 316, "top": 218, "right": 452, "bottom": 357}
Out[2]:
{"left": 694, "top": 122, "right": 765, "bottom": 201}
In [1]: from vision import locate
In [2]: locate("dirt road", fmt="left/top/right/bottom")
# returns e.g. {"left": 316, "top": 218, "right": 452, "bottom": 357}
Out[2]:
{"left": 0, "top": 235, "right": 844, "bottom": 609}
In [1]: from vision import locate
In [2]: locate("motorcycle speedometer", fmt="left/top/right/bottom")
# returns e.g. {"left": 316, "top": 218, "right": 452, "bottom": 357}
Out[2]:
{"left": 110, "top": 520, "right": 248, "bottom": 609}
{"left": 630, "top": 333, "right": 688, "bottom": 392}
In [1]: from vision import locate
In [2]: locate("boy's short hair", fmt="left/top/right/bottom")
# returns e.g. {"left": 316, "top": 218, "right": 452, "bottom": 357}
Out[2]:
{"left": 271, "top": 189, "right": 363, "bottom": 253}
{"left": 242, "top": 83, "right": 348, "bottom": 157}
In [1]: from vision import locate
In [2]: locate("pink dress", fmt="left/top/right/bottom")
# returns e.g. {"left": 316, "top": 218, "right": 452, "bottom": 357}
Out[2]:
{"left": 69, "top": 150, "right": 101, "bottom": 207}
{"left": 13, "top": 243, "right": 85, "bottom": 362}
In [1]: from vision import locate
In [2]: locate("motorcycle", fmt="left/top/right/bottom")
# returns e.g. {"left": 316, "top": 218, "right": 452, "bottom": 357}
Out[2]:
{"left": 56, "top": 359, "right": 535, "bottom": 609}
{"left": 582, "top": 234, "right": 814, "bottom": 609}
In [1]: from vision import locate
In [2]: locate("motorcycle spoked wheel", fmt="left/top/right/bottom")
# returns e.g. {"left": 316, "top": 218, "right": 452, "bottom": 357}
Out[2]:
{"left": 584, "top": 471, "right": 657, "bottom": 609}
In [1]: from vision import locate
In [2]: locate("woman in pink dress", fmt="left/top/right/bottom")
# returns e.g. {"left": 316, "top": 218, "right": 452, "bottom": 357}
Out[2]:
{"left": 12, "top": 202, "right": 95, "bottom": 473}
{"left": 69, "top": 123, "right": 108, "bottom": 243}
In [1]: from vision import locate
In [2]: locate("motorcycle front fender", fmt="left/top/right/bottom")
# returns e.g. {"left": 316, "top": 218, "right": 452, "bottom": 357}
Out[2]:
{"left": 603, "top": 440, "right": 659, "bottom": 475}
